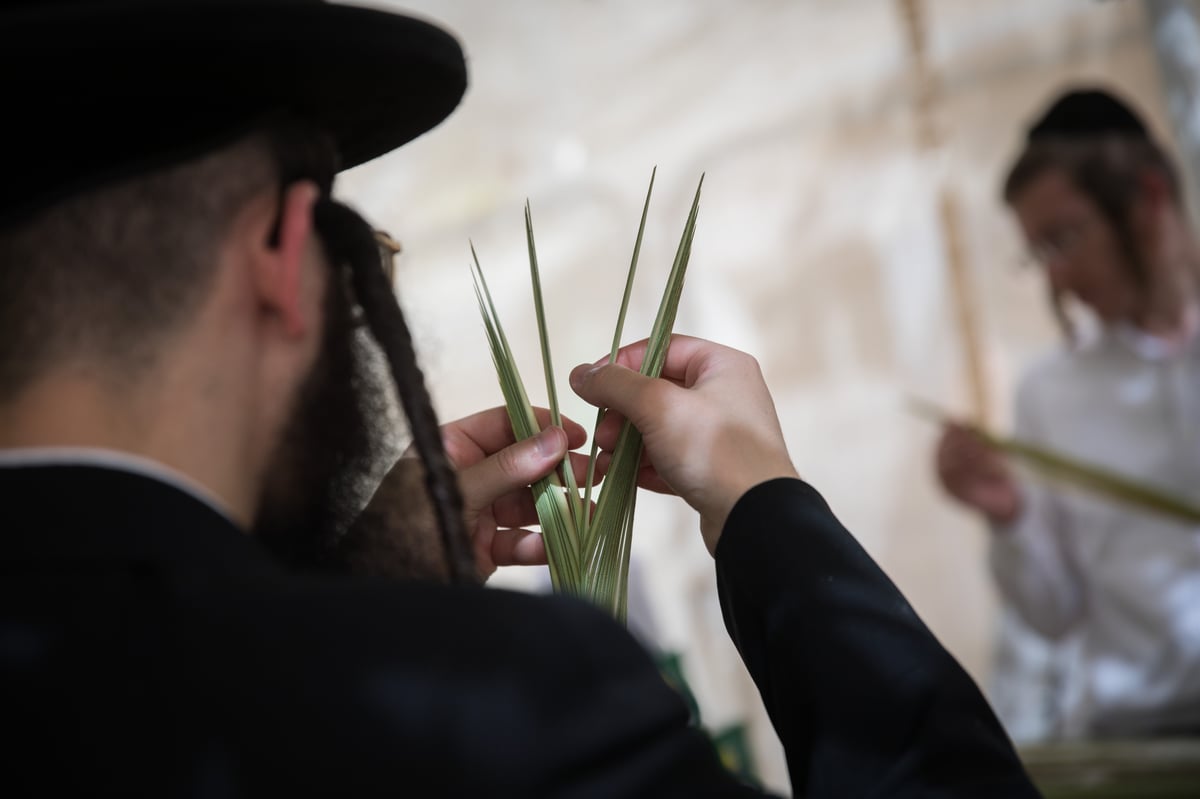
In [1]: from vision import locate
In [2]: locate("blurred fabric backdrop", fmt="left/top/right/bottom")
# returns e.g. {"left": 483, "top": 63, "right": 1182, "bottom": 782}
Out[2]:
{"left": 335, "top": 2, "right": 1194, "bottom": 792}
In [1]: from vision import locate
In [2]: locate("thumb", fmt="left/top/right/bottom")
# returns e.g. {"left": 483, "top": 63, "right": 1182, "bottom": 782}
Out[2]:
{"left": 570, "top": 361, "right": 660, "bottom": 425}
{"left": 459, "top": 426, "right": 567, "bottom": 511}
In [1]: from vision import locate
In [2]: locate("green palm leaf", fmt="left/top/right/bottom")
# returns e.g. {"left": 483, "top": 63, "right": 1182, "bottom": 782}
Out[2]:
{"left": 908, "top": 396, "right": 1200, "bottom": 526}
{"left": 470, "top": 171, "right": 704, "bottom": 618}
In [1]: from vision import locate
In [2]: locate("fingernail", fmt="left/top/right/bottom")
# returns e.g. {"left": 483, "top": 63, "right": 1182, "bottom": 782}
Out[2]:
{"left": 534, "top": 426, "right": 563, "bottom": 458}
{"left": 569, "top": 364, "right": 590, "bottom": 391}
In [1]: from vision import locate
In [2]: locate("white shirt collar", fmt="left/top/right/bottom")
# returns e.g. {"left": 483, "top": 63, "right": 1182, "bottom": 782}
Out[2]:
{"left": 0, "top": 446, "right": 235, "bottom": 523}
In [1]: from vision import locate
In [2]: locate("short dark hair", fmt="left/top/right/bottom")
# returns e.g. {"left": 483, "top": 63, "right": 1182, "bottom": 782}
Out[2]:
{"left": 0, "top": 133, "right": 275, "bottom": 398}
{"left": 0, "top": 118, "right": 343, "bottom": 400}
{"left": 1004, "top": 134, "right": 1182, "bottom": 241}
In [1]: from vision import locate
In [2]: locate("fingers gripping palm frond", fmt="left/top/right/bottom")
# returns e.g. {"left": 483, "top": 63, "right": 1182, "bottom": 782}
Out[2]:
{"left": 470, "top": 170, "right": 703, "bottom": 619}
{"left": 908, "top": 396, "right": 1200, "bottom": 526}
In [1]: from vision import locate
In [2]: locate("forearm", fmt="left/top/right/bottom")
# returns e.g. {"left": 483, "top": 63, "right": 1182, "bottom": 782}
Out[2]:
{"left": 987, "top": 382, "right": 1086, "bottom": 638}
{"left": 715, "top": 478, "right": 1038, "bottom": 798}
{"left": 988, "top": 490, "right": 1085, "bottom": 639}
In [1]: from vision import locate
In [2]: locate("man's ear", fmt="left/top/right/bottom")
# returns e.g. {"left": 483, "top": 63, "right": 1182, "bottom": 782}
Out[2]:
{"left": 1137, "top": 168, "right": 1173, "bottom": 213}
{"left": 1130, "top": 168, "right": 1176, "bottom": 248}
{"left": 253, "top": 181, "right": 322, "bottom": 337}
{"left": 1133, "top": 168, "right": 1190, "bottom": 274}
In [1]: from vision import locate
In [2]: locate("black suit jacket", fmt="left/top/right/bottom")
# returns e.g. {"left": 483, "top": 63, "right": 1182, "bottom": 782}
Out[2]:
{"left": 1, "top": 465, "right": 1038, "bottom": 797}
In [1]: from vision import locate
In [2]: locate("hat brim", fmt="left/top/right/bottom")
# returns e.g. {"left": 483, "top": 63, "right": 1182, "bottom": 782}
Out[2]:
{"left": 6, "top": 1, "right": 467, "bottom": 222}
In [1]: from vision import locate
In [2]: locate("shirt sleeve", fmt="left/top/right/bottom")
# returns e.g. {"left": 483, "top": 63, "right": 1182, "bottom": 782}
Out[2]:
{"left": 988, "top": 375, "right": 1087, "bottom": 639}
{"left": 714, "top": 478, "right": 1040, "bottom": 798}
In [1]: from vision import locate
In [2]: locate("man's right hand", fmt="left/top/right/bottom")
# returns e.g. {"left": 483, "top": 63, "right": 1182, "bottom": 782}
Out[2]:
{"left": 935, "top": 424, "right": 1023, "bottom": 526}
{"left": 569, "top": 335, "right": 798, "bottom": 556}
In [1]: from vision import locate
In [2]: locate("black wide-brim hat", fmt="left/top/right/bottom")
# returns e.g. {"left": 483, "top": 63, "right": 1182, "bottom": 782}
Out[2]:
{"left": 3, "top": 0, "right": 467, "bottom": 227}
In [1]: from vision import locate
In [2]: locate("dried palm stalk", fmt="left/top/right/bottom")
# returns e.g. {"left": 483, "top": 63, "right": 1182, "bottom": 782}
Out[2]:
{"left": 909, "top": 397, "right": 1200, "bottom": 526}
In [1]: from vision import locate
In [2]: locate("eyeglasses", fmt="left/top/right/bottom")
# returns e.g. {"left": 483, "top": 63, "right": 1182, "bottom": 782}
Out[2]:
{"left": 309, "top": 196, "right": 405, "bottom": 328}
{"left": 374, "top": 230, "right": 402, "bottom": 283}
{"left": 1025, "top": 216, "right": 1093, "bottom": 268}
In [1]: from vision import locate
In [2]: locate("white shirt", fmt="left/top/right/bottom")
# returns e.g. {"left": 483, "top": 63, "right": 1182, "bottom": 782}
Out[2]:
{"left": 991, "top": 326, "right": 1200, "bottom": 738}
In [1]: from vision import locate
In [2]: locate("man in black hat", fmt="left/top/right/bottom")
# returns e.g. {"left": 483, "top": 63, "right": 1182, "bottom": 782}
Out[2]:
{"left": 1, "top": 1, "right": 1038, "bottom": 795}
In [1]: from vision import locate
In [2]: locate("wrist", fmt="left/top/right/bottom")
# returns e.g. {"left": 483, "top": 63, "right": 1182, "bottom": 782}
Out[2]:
{"left": 700, "top": 464, "right": 799, "bottom": 555}
{"left": 987, "top": 495, "right": 1024, "bottom": 530}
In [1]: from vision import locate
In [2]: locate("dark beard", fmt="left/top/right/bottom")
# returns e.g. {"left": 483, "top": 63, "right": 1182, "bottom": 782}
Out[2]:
{"left": 252, "top": 277, "right": 395, "bottom": 571}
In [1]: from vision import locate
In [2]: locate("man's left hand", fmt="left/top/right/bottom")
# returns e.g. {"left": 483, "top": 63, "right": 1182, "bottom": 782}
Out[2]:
{"left": 443, "top": 406, "right": 592, "bottom": 578}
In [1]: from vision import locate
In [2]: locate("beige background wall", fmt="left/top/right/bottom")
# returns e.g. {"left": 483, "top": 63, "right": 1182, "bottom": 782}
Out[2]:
{"left": 337, "top": 1, "right": 1176, "bottom": 791}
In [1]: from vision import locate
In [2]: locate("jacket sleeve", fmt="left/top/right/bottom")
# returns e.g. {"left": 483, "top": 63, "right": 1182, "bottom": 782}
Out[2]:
{"left": 988, "top": 379, "right": 1087, "bottom": 639}
{"left": 714, "top": 478, "right": 1041, "bottom": 798}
